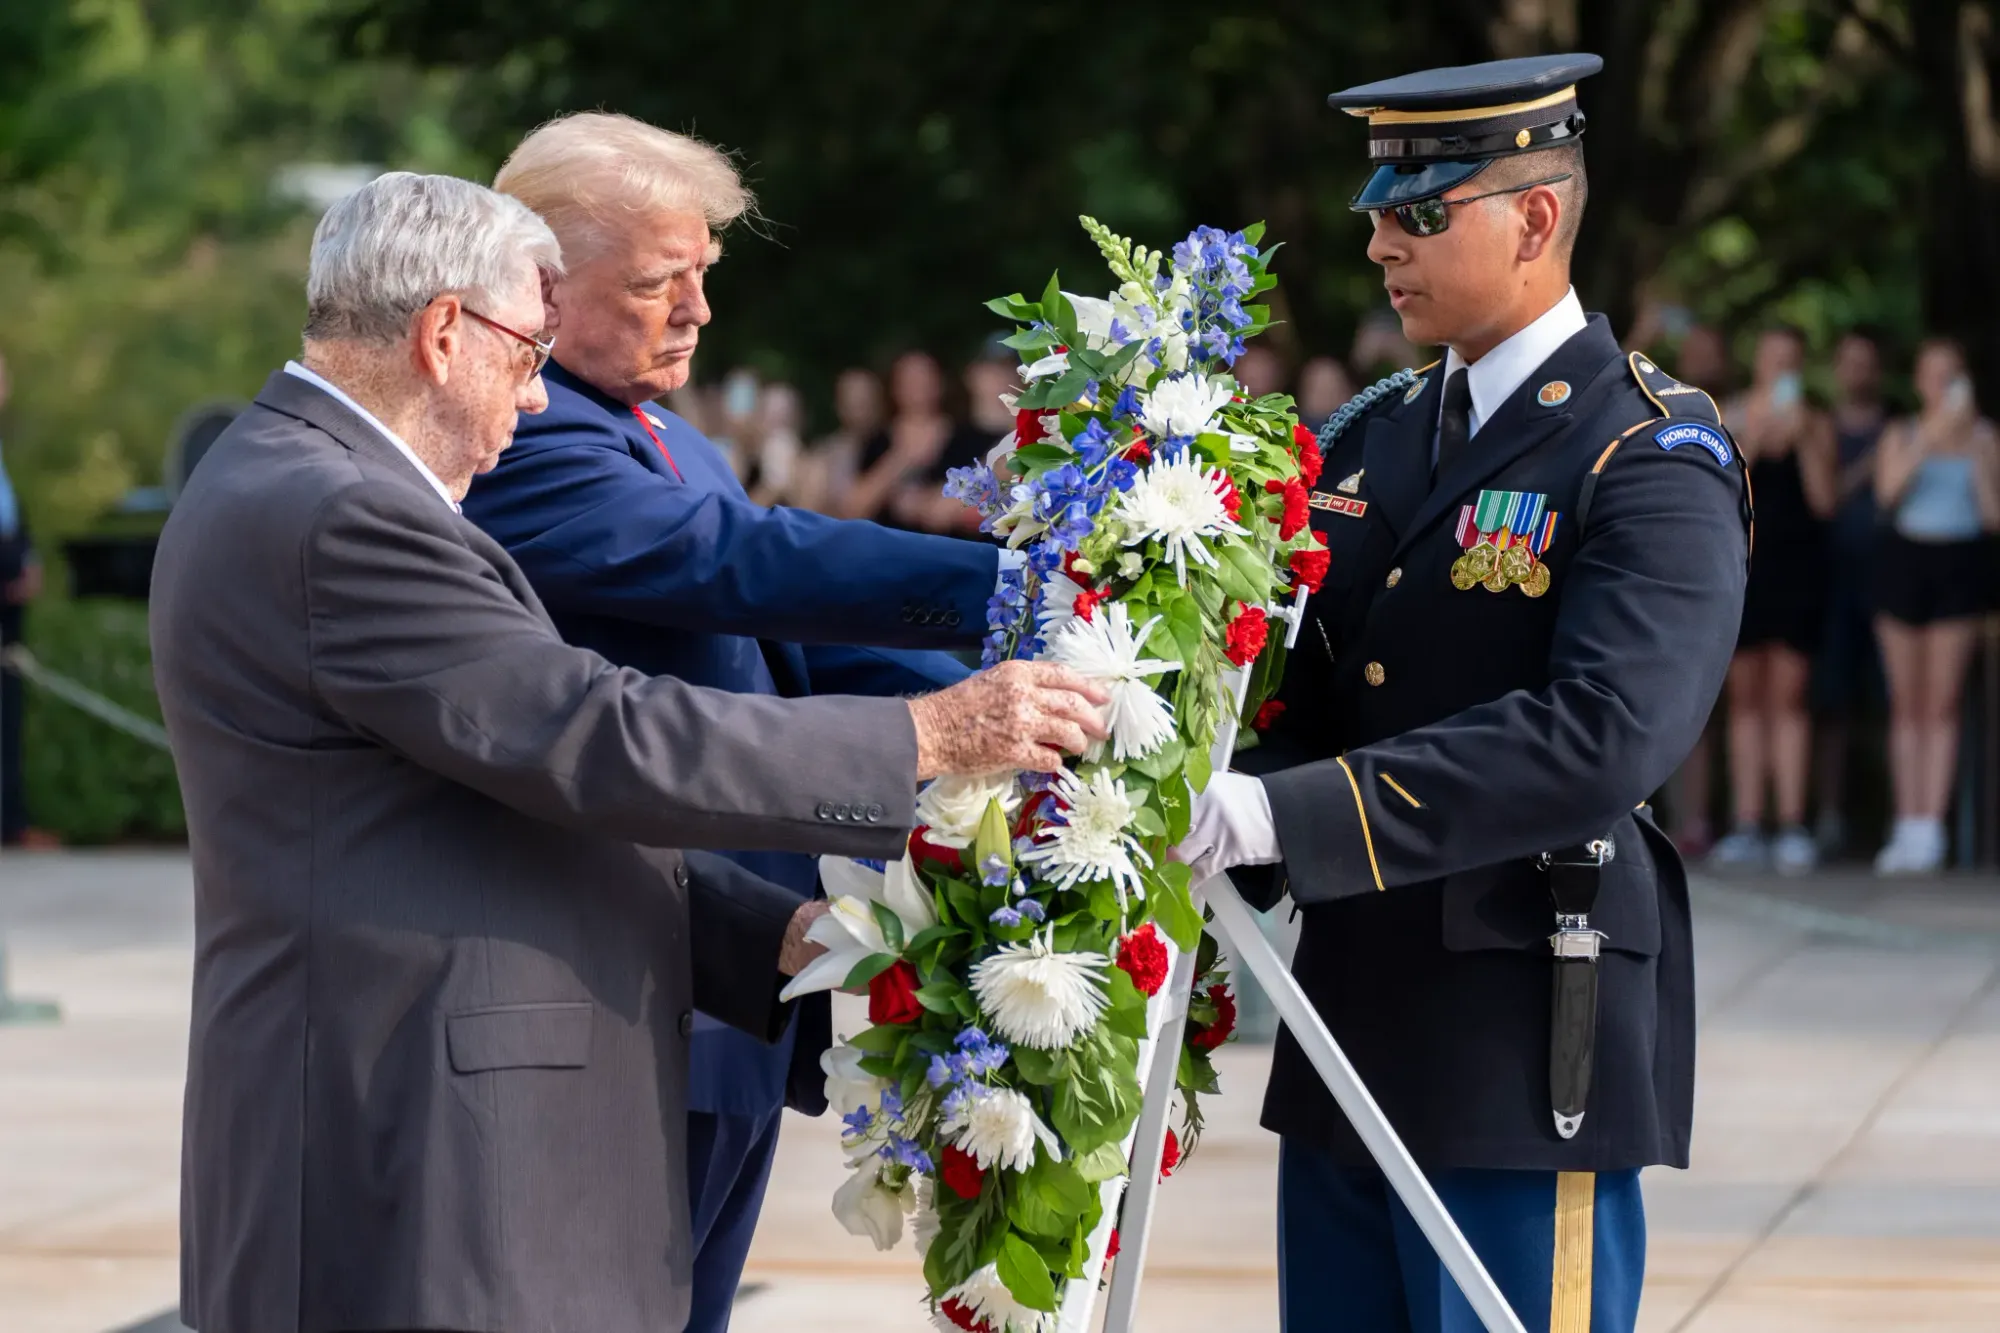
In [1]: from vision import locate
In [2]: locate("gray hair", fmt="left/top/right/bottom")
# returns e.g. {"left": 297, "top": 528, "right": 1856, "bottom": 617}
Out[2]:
{"left": 303, "top": 171, "right": 564, "bottom": 343}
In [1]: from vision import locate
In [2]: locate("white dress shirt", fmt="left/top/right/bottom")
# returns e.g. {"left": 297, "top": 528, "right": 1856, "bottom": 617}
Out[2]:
{"left": 1440, "top": 286, "right": 1587, "bottom": 439}
{"left": 283, "top": 360, "right": 459, "bottom": 511}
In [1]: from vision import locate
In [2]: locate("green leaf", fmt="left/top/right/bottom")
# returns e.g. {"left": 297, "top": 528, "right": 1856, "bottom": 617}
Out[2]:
{"left": 946, "top": 879, "right": 984, "bottom": 926}
{"left": 1151, "top": 872, "right": 1202, "bottom": 952}
{"left": 1074, "top": 1140, "right": 1129, "bottom": 1183}
{"left": 905, "top": 922, "right": 963, "bottom": 957}
{"left": 985, "top": 293, "right": 1041, "bottom": 321}
{"left": 1085, "top": 879, "right": 1124, "bottom": 923}
{"left": 998, "top": 1233, "right": 1059, "bottom": 1312}
{"left": 1001, "top": 325, "right": 1056, "bottom": 352}
{"left": 1184, "top": 739, "right": 1214, "bottom": 795}
{"left": 915, "top": 980, "right": 963, "bottom": 1014}
{"left": 1010, "top": 442, "right": 1075, "bottom": 471}
{"left": 1103, "top": 962, "right": 1151, "bottom": 1039}
{"left": 1219, "top": 541, "right": 1275, "bottom": 604}
{"left": 1130, "top": 803, "right": 1166, "bottom": 838}
{"left": 870, "top": 901, "right": 905, "bottom": 953}
{"left": 1240, "top": 221, "right": 1267, "bottom": 247}
{"left": 1010, "top": 1044, "right": 1063, "bottom": 1086}
{"left": 843, "top": 951, "right": 899, "bottom": 989}
{"left": 1129, "top": 735, "right": 1185, "bottom": 782}
{"left": 846, "top": 1023, "right": 903, "bottom": 1055}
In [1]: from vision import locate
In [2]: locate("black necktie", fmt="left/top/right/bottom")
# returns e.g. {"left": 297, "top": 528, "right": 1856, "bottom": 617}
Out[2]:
{"left": 1434, "top": 367, "right": 1472, "bottom": 487}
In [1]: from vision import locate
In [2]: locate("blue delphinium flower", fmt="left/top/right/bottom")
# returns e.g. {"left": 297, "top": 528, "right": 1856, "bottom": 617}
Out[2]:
{"left": 879, "top": 1086, "right": 903, "bottom": 1118}
{"left": 1108, "top": 318, "right": 1130, "bottom": 345}
{"left": 1110, "top": 383, "right": 1143, "bottom": 421}
{"left": 989, "top": 905, "right": 1023, "bottom": 928}
{"left": 1106, "top": 456, "right": 1139, "bottom": 493}
{"left": 1049, "top": 502, "right": 1094, "bottom": 548}
{"left": 980, "top": 854, "right": 1010, "bottom": 888}
{"left": 1026, "top": 537, "right": 1065, "bottom": 576}
{"left": 841, "top": 1104, "right": 874, "bottom": 1136}
{"left": 928, "top": 1054, "right": 955, "bottom": 1088}
{"left": 1017, "top": 897, "right": 1047, "bottom": 923}
{"left": 880, "top": 1134, "right": 932, "bottom": 1172}
{"left": 855, "top": 858, "right": 887, "bottom": 873}
{"left": 1072, "top": 418, "right": 1115, "bottom": 468}
{"left": 953, "top": 1027, "right": 1010, "bottom": 1076}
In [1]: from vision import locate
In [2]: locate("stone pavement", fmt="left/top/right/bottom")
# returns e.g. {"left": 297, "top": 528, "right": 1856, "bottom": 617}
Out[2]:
{"left": 1, "top": 853, "right": 1996, "bottom": 1332}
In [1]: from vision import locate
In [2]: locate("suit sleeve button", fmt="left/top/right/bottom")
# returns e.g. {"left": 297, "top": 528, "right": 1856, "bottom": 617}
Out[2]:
{"left": 1365, "top": 662, "right": 1386, "bottom": 686}
{"left": 678, "top": 1010, "right": 694, "bottom": 1038}
{"left": 674, "top": 862, "right": 691, "bottom": 889}
{"left": 834, "top": 803, "right": 851, "bottom": 821}
{"left": 866, "top": 803, "right": 885, "bottom": 822}
{"left": 945, "top": 610, "right": 962, "bottom": 627}
{"left": 816, "top": 801, "right": 835, "bottom": 820}
{"left": 901, "top": 605, "right": 916, "bottom": 623}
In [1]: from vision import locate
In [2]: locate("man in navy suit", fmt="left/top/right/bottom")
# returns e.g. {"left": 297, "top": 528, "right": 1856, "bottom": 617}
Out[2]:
{"left": 464, "top": 113, "right": 1012, "bottom": 1331}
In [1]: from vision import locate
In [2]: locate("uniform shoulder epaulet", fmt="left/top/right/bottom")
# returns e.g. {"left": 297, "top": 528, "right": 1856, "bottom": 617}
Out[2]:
{"left": 1626, "top": 351, "right": 1724, "bottom": 427}
{"left": 1315, "top": 360, "right": 1437, "bottom": 448}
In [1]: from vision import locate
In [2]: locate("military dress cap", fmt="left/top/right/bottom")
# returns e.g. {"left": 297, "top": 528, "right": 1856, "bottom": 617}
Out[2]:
{"left": 1329, "top": 53, "right": 1603, "bottom": 209}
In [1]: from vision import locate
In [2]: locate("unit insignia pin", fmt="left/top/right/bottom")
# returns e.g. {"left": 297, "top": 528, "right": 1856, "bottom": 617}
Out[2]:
{"left": 1337, "top": 471, "right": 1363, "bottom": 494}
{"left": 1537, "top": 380, "right": 1572, "bottom": 407}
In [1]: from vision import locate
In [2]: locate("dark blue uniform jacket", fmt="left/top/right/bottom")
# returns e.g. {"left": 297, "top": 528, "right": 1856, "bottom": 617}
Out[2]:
{"left": 1242, "top": 317, "right": 1750, "bottom": 1173}
{"left": 463, "top": 360, "right": 996, "bottom": 1115}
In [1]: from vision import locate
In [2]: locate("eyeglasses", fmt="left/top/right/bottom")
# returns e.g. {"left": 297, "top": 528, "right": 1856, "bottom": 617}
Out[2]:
{"left": 465, "top": 307, "right": 556, "bottom": 379}
{"left": 1371, "top": 173, "right": 1573, "bottom": 239}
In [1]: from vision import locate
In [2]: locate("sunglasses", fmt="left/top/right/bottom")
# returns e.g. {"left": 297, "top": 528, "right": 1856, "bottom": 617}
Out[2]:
{"left": 465, "top": 307, "right": 556, "bottom": 379}
{"left": 1370, "top": 173, "right": 1573, "bottom": 239}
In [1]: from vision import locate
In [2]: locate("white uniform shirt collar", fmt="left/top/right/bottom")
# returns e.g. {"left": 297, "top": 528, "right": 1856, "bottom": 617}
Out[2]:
{"left": 283, "top": 360, "right": 459, "bottom": 511}
{"left": 1442, "top": 287, "right": 1586, "bottom": 437}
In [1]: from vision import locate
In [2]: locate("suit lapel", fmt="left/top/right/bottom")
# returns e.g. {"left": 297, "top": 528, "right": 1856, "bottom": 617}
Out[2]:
{"left": 254, "top": 371, "right": 446, "bottom": 501}
{"left": 1396, "top": 318, "right": 1622, "bottom": 557}
{"left": 1359, "top": 369, "right": 1439, "bottom": 542}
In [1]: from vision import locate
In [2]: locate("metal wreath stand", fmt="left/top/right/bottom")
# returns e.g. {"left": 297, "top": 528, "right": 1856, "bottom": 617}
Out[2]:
{"left": 1055, "top": 589, "right": 1526, "bottom": 1333}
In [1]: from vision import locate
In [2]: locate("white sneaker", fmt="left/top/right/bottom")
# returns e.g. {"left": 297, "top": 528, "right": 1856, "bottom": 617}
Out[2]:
{"left": 1708, "top": 826, "right": 1769, "bottom": 870}
{"left": 1772, "top": 825, "right": 1818, "bottom": 876}
{"left": 1874, "top": 819, "right": 1944, "bottom": 875}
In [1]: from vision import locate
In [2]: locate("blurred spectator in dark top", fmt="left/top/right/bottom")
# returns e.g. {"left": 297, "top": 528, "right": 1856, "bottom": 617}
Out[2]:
{"left": 896, "top": 355, "right": 1016, "bottom": 535}
{"left": 1662, "top": 323, "right": 1734, "bottom": 857}
{"left": 1870, "top": 337, "right": 2000, "bottom": 874}
{"left": 1296, "top": 356, "right": 1358, "bottom": 431}
{"left": 1812, "top": 328, "right": 1890, "bottom": 857}
{"left": 844, "top": 351, "right": 988, "bottom": 532}
{"left": 0, "top": 350, "right": 53, "bottom": 848}
{"left": 741, "top": 380, "right": 804, "bottom": 508}
{"left": 797, "top": 367, "right": 883, "bottom": 514}
{"left": 1711, "top": 326, "right": 1838, "bottom": 875}
{"left": 1351, "top": 309, "right": 1422, "bottom": 379}
{"left": 1233, "top": 344, "right": 1285, "bottom": 399}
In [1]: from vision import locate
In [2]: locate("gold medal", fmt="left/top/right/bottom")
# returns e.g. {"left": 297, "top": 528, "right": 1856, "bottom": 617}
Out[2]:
{"left": 1521, "top": 561, "right": 1552, "bottom": 598}
{"left": 1450, "top": 553, "right": 1479, "bottom": 590}
{"left": 1482, "top": 565, "right": 1511, "bottom": 593}
{"left": 1499, "top": 544, "right": 1534, "bottom": 584}
{"left": 1462, "top": 541, "right": 1498, "bottom": 581}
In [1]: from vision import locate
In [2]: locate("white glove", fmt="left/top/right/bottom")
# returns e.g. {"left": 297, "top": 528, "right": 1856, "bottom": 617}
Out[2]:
{"left": 1171, "top": 771, "right": 1282, "bottom": 885}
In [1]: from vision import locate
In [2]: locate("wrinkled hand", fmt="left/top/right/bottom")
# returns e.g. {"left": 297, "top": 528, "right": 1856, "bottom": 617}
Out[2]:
{"left": 907, "top": 660, "right": 1111, "bottom": 778}
{"left": 1169, "top": 771, "right": 1284, "bottom": 885}
{"left": 779, "top": 899, "right": 832, "bottom": 977}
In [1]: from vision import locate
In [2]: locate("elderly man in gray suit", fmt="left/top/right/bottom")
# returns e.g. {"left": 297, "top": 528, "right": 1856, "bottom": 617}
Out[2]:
{"left": 148, "top": 171, "right": 1105, "bottom": 1333}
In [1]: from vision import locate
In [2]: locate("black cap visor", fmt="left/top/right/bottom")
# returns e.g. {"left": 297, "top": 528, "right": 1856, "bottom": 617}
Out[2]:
{"left": 1350, "top": 159, "right": 1493, "bottom": 211}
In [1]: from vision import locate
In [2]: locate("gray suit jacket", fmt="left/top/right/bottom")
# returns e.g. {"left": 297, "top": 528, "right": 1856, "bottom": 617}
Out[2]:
{"left": 150, "top": 371, "right": 919, "bottom": 1333}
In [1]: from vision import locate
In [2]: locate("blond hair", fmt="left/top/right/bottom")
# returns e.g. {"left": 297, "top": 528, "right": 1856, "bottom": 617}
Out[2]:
{"left": 494, "top": 112, "right": 754, "bottom": 259}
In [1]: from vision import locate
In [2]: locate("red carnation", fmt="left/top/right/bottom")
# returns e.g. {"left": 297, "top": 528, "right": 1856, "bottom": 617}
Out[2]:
{"left": 1107, "top": 1227, "right": 1122, "bottom": 1259}
{"left": 1015, "top": 406, "right": 1045, "bottom": 448}
{"left": 1265, "top": 477, "right": 1309, "bottom": 541}
{"left": 1297, "top": 436, "right": 1324, "bottom": 488}
{"left": 868, "top": 960, "right": 924, "bottom": 1026}
{"left": 940, "top": 1298, "right": 988, "bottom": 1331}
{"left": 1115, "top": 923, "right": 1170, "bottom": 997}
{"left": 1218, "top": 474, "right": 1243, "bottom": 522}
{"left": 1160, "top": 1127, "right": 1182, "bottom": 1179}
{"left": 1253, "top": 700, "right": 1287, "bottom": 732}
{"left": 1224, "top": 603, "right": 1269, "bottom": 667}
{"left": 1071, "top": 585, "right": 1105, "bottom": 623}
{"left": 1189, "top": 983, "right": 1238, "bottom": 1051}
{"left": 940, "top": 1144, "right": 986, "bottom": 1200}
{"left": 1126, "top": 436, "right": 1153, "bottom": 465}
{"left": 1291, "top": 421, "right": 1316, "bottom": 451}
{"left": 908, "top": 826, "right": 963, "bottom": 872}
{"left": 1288, "top": 541, "right": 1331, "bottom": 594}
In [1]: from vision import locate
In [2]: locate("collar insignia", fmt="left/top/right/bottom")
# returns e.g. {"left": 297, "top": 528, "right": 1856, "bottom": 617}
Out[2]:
{"left": 1537, "top": 380, "right": 1572, "bottom": 407}
{"left": 1403, "top": 378, "right": 1426, "bottom": 404}
{"left": 1336, "top": 470, "right": 1363, "bottom": 494}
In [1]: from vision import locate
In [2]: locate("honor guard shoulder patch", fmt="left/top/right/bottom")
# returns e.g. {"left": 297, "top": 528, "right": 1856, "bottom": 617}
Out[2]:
{"left": 1655, "top": 421, "right": 1732, "bottom": 465}
{"left": 1627, "top": 351, "right": 1723, "bottom": 427}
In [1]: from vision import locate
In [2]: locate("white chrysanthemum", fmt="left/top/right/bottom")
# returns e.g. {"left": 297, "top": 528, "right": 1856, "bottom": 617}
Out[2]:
{"left": 833, "top": 1158, "right": 912, "bottom": 1252}
{"left": 915, "top": 771, "right": 1021, "bottom": 849}
{"left": 1138, "top": 371, "right": 1233, "bottom": 440}
{"left": 1112, "top": 452, "right": 1248, "bottom": 584}
{"left": 780, "top": 856, "right": 936, "bottom": 1001}
{"left": 1042, "top": 604, "right": 1181, "bottom": 762}
{"left": 1035, "top": 569, "right": 1089, "bottom": 636}
{"left": 821, "top": 1042, "right": 890, "bottom": 1118}
{"left": 942, "top": 1083, "right": 1064, "bottom": 1172}
{"left": 1020, "top": 769, "right": 1155, "bottom": 905}
{"left": 969, "top": 929, "right": 1111, "bottom": 1051}
{"left": 935, "top": 1262, "right": 1057, "bottom": 1333}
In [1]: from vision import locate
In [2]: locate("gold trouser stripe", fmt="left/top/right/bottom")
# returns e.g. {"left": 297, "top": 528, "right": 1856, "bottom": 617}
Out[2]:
{"left": 1377, "top": 771, "right": 1423, "bottom": 809}
{"left": 1349, "top": 86, "right": 1576, "bottom": 126}
{"left": 1334, "top": 756, "right": 1385, "bottom": 890}
{"left": 1550, "top": 1171, "right": 1596, "bottom": 1333}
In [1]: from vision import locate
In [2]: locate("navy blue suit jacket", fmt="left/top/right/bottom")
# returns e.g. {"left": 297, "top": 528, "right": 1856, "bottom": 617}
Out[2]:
{"left": 463, "top": 361, "right": 994, "bottom": 1115}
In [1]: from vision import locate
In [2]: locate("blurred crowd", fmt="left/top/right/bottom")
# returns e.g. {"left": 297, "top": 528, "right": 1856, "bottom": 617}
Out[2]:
{"left": 1658, "top": 324, "right": 2000, "bottom": 877}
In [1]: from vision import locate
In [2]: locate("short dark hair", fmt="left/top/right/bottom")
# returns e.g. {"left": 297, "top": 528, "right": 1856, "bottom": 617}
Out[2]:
{"left": 1480, "top": 143, "right": 1588, "bottom": 256}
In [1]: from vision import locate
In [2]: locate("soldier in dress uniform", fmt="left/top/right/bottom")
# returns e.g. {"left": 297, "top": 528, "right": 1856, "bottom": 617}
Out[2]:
{"left": 1176, "top": 54, "right": 1752, "bottom": 1332}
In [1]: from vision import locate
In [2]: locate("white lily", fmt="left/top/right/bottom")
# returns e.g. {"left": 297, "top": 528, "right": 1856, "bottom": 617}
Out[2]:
{"left": 779, "top": 856, "right": 936, "bottom": 1001}
{"left": 821, "top": 1041, "right": 890, "bottom": 1118}
{"left": 832, "top": 1157, "right": 912, "bottom": 1252}
{"left": 1020, "top": 349, "right": 1069, "bottom": 381}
